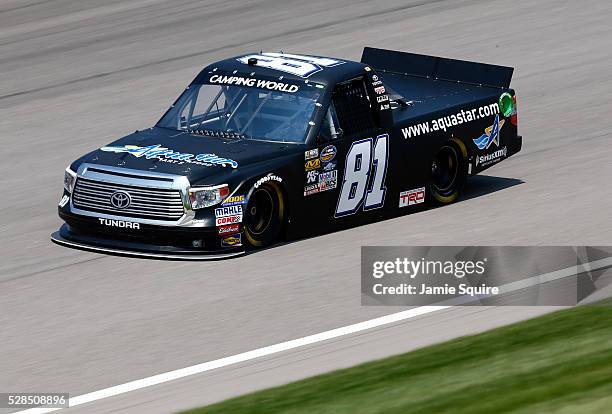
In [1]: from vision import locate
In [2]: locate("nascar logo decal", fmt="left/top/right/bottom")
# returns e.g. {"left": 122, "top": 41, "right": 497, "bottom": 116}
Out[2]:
{"left": 320, "top": 145, "right": 336, "bottom": 163}
{"left": 473, "top": 115, "right": 505, "bottom": 150}
{"left": 100, "top": 144, "right": 238, "bottom": 169}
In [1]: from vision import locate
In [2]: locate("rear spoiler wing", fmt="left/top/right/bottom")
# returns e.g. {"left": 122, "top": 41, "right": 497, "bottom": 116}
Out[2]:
{"left": 361, "top": 47, "right": 513, "bottom": 89}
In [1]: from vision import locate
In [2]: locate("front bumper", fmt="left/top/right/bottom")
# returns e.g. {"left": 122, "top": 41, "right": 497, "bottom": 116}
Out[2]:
{"left": 55, "top": 201, "right": 244, "bottom": 260}
{"left": 51, "top": 224, "right": 244, "bottom": 260}
{"left": 52, "top": 164, "right": 245, "bottom": 260}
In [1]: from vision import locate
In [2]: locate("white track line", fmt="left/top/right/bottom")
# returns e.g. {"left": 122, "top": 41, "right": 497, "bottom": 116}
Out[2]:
{"left": 15, "top": 306, "right": 448, "bottom": 414}
{"left": 16, "top": 256, "right": 612, "bottom": 413}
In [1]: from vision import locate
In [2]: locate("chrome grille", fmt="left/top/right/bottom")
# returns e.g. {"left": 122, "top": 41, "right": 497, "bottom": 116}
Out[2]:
{"left": 72, "top": 177, "right": 185, "bottom": 221}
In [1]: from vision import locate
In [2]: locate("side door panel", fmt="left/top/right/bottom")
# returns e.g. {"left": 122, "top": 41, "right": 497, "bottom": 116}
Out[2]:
{"left": 335, "top": 134, "right": 389, "bottom": 217}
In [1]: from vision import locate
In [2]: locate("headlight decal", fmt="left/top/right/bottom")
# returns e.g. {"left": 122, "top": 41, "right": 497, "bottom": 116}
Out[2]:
{"left": 188, "top": 184, "right": 230, "bottom": 209}
{"left": 63, "top": 167, "right": 77, "bottom": 193}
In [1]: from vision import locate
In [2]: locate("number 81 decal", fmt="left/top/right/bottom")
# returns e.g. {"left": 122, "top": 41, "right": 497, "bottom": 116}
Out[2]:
{"left": 335, "top": 134, "right": 389, "bottom": 217}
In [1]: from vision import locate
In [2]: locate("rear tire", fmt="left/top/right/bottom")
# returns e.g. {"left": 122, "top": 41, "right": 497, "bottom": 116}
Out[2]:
{"left": 428, "top": 141, "right": 468, "bottom": 205}
{"left": 243, "top": 183, "right": 286, "bottom": 248}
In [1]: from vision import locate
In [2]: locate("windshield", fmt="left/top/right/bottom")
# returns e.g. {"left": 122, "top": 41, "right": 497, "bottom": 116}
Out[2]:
{"left": 157, "top": 81, "right": 322, "bottom": 143}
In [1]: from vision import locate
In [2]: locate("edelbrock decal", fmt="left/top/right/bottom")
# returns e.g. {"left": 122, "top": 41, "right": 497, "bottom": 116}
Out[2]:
{"left": 100, "top": 144, "right": 238, "bottom": 169}
{"left": 218, "top": 224, "right": 240, "bottom": 235}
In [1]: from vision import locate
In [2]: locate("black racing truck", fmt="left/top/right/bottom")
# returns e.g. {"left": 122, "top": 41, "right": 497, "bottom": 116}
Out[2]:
{"left": 53, "top": 48, "right": 521, "bottom": 259}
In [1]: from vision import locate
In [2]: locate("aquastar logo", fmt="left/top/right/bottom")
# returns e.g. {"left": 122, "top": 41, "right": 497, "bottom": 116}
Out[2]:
{"left": 100, "top": 144, "right": 238, "bottom": 169}
{"left": 473, "top": 114, "right": 505, "bottom": 150}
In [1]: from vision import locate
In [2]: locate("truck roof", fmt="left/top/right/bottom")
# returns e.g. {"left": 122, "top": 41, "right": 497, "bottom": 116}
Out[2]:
{"left": 192, "top": 52, "right": 366, "bottom": 86}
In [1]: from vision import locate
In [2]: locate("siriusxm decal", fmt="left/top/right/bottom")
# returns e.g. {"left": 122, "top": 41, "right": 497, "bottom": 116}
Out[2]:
{"left": 473, "top": 115, "right": 505, "bottom": 150}
{"left": 100, "top": 144, "right": 238, "bottom": 168}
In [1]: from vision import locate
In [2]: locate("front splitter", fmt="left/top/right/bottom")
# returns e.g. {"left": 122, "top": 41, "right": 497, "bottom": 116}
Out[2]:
{"left": 50, "top": 225, "right": 245, "bottom": 261}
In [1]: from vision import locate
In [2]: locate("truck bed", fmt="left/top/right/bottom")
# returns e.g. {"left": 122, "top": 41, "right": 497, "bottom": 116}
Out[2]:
{"left": 361, "top": 47, "right": 513, "bottom": 123}
{"left": 382, "top": 72, "right": 505, "bottom": 122}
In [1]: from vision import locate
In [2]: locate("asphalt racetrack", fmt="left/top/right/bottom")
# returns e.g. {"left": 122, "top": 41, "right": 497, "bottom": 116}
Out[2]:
{"left": 1, "top": 0, "right": 611, "bottom": 412}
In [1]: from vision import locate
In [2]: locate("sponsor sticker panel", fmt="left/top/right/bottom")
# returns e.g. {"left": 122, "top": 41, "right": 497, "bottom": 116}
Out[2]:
{"left": 218, "top": 224, "right": 240, "bottom": 235}
{"left": 305, "top": 158, "right": 321, "bottom": 171}
{"left": 254, "top": 174, "right": 282, "bottom": 189}
{"left": 221, "top": 233, "right": 242, "bottom": 247}
{"left": 320, "top": 145, "right": 337, "bottom": 163}
{"left": 222, "top": 195, "right": 246, "bottom": 207}
{"left": 399, "top": 187, "right": 425, "bottom": 208}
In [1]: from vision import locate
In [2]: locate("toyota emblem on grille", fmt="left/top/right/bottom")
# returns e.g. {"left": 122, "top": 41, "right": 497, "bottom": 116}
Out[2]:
{"left": 110, "top": 191, "right": 131, "bottom": 209}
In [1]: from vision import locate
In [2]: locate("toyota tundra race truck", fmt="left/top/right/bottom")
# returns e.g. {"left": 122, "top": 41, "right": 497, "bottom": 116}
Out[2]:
{"left": 52, "top": 48, "right": 521, "bottom": 259}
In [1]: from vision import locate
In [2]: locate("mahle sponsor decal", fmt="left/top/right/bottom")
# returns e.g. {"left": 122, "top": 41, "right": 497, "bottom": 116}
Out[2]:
{"left": 100, "top": 144, "right": 238, "bottom": 168}
{"left": 215, "top": 205, "right": 243, "bottom": 218}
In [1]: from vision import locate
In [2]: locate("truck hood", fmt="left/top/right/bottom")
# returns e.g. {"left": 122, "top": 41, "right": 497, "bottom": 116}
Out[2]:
{"left": 77, "top": 127, "right": 297, "bottom": 183}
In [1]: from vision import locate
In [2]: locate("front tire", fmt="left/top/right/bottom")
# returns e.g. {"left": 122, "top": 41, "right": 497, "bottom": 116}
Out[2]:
{"left": 243, "top": 183, "right": 286, "bottom": 248}
{"left": 428, "top": 141, "right": 468, "bottom": 205}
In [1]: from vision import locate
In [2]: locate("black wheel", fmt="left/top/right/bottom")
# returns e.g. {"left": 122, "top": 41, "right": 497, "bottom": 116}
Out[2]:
{"left": 243, "top": 183, "right": 286, "bottom": 248}
{"left": 428, "top": 142, "right": 468, "bottom": 204}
